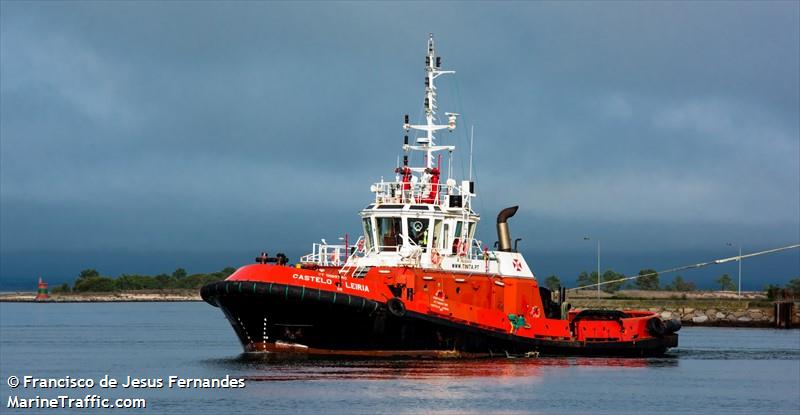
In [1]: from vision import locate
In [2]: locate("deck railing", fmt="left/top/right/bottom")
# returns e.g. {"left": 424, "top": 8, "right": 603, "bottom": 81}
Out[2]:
{"left": 300, "top": 236, "right": 369, "bottom": 267}
{"left": 299, "top": 243, "right": 351, "bottom": 266}
{"left": 370, "top": 181, "right": 471, "bottom": 206}
{"left": 300, "top": 235, "right": 488, "bottom": 266}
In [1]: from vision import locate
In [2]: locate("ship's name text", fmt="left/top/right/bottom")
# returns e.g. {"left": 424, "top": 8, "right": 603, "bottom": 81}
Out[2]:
{"left": 291, "top": 274, "right": 370, "bottom": 293}
{"left": 292, "top": 274, "right": 334, "bottom": 285}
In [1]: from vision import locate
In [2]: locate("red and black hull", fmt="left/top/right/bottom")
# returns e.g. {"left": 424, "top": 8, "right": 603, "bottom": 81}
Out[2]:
{"left": 201, "top": 280, "right": 677, "bottom": 357}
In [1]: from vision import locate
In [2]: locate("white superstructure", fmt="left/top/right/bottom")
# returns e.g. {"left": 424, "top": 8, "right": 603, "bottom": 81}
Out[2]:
{"left": 301, "top": 35, "right": 534, "bottom": 279}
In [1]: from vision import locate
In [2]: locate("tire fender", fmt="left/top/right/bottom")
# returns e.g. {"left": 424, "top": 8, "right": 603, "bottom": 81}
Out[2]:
{"left": 646, "top": 317, "right": 666, "bottom": 337}
{"left": 387, "top": 297, "right": 406, "bottom": 318}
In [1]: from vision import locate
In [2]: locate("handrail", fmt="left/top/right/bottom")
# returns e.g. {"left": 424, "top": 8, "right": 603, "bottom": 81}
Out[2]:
{"left": 370, "top": 181, "right": 472, "bottom": 206}
{"left": 301, "top": 235, "right": 487, "bottom": 266}
{"left": 299, "top": 243, "right": 350, "bottom": 266}
{"left": 339, "top": 236, "right": 368, "bottom": 275}
{"left": 301, "top": 237, "right": 376, "bottom": 267}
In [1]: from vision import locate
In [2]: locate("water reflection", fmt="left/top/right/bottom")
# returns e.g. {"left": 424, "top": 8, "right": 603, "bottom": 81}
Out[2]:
{"left": 216, "top": 355, "right": 679, "bottom": 382}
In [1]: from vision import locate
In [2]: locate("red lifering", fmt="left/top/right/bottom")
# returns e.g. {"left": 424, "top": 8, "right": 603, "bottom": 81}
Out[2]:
{"left": 457, "top": 240, "right": 468, "bottom": 256}
{"left": 431, "top": 249, "right": 441, "bottom": 265}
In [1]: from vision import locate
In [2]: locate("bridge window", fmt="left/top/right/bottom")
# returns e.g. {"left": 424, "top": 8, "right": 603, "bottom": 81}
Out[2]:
{"left": 432, "top": 219, "right": 442, "bottom": 251}
{"left": 454, "top": 221, "right": 463, "bottom": 239}
{"left": 362, "top": 218, "right": 374, "bottom": 250}
{"left": 376, "top": 217, "right": 402, "bottom": 251}
{"left": 407, "top": 218, "right": 430, "bottom": 250}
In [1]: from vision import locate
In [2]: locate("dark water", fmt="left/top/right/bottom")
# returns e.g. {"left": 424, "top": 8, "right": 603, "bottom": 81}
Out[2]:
{"left": 1, "top": 302, "right": 798, "bottom": 414}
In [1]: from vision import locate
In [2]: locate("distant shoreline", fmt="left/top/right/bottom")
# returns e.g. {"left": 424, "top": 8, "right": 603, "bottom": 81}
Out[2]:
{"left": 2, "top": 289, "right": 796, "bottom": 329}
{"left": 0, "top": 290, "right": 201, "bottom": 303}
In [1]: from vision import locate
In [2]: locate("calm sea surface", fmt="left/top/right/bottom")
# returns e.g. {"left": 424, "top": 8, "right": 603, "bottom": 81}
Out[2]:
{"left": 1, "top": 302, "right": 798, "bottom": 414}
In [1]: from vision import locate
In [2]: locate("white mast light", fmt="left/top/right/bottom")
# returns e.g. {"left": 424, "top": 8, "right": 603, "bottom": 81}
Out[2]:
{"left": 446, "top": 112, "right": 459, "bottom": 130}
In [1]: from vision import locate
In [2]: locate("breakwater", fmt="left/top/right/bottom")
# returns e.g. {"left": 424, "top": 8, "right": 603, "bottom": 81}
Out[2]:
{"left": 0, "top": 290, "right": 201, "bottom": 302}
{"left": 570, "top": 298, "right": 799, "bottom": 327}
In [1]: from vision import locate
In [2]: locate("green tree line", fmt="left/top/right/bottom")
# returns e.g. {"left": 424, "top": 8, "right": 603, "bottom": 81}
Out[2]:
{"left": 51, "top": 267, "right": 236, "bottom": 293}
{"left": 572, "top": 269, "right": 663, "bottom": 292}
{"left": 542, "top": 270, "right": 798, "bottom": 296}
{"left": 544, "top": 269, "right": 696, "bottom": 293}
{"left": 764, "top": 278, "right": 800, "bottom": 300}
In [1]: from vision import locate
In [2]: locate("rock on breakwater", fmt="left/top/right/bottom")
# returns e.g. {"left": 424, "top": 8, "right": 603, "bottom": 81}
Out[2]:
{"left": 570, "top": 299, "right": 799, "bottom": 327}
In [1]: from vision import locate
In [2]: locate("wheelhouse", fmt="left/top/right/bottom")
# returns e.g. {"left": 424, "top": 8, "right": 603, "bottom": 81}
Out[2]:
{"left": 359, "top": 203, "right": 479, "bottom": 256}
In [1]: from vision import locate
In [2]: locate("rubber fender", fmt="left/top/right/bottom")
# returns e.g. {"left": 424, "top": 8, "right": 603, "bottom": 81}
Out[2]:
{"left": 664, "top": 319, "right": 682, "bottom": 334}
{"left": 286, "top": 285, "right": 304, "bottom": 300}
{"left": 387, "top": 297, "right": 406, "bottom": 318}
{"left": 646, "top": 317, "right": 666, "bottom": 337}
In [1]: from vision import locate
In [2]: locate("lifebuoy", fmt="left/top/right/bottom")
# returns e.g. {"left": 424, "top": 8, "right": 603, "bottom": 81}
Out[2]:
{"left": 431, "top": 249, "right": 441, "bottom": 265}
{"left": 457, "top": 240, "right": 468, "bottom": 256}
{"left": 387, "top": 298, "right": 406, "bottom": 318}
{"left": 530, "top": 306, "right": 541, "bottom": 318}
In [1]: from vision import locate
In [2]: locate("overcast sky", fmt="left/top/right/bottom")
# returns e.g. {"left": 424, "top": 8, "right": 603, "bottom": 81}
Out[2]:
{"left": 1, "top": 1, "right": 798, "bottom": 285}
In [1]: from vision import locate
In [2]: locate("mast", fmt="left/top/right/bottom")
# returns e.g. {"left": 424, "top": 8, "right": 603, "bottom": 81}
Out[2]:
{"left": 377, "top": 35, "right": 474, "bottom": 207}
{"left": 403, "top": 34, "right": 457, "bottom": 171}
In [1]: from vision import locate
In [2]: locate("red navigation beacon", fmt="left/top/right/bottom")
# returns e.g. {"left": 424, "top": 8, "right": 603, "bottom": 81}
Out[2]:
{"left": 35, "top": 277, "right": 49, "bottom": 301}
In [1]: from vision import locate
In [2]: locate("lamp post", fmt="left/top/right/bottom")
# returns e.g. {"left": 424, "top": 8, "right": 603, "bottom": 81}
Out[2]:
{"left": 584, "top": 236, "right": 600, "bottom": 298}
{"left": 726, "top": 242, "right": 742, "bottom": 298}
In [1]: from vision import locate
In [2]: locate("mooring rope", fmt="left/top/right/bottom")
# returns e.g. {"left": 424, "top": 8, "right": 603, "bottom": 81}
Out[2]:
{"left": 566, "top": 243, "right": 800, "bottom": 291}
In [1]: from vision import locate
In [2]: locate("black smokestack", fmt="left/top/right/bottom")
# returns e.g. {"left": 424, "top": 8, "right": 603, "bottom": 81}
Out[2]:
{"left": 496, "top": 206, "right": 519, "bottom": 252}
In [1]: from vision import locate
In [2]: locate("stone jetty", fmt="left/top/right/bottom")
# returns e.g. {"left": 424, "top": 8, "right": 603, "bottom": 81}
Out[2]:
{"left": 570, "top": 298, "right": 799, "bottom": 327}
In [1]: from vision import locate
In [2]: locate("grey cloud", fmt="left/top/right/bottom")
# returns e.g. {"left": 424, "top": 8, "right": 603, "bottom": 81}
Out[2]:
{"left": 1, "top": 1, "right": 798, "bottom": 283}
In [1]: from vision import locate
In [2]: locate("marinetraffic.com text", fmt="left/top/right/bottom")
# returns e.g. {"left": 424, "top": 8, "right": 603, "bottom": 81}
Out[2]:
{"left": 5, "top": 374, "right": 246, "bottom": 410}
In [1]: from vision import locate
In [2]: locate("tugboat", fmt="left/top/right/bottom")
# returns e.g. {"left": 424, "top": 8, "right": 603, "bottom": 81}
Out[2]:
{"left": 201, "top": 35, "right": 679, "bottom": 357}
